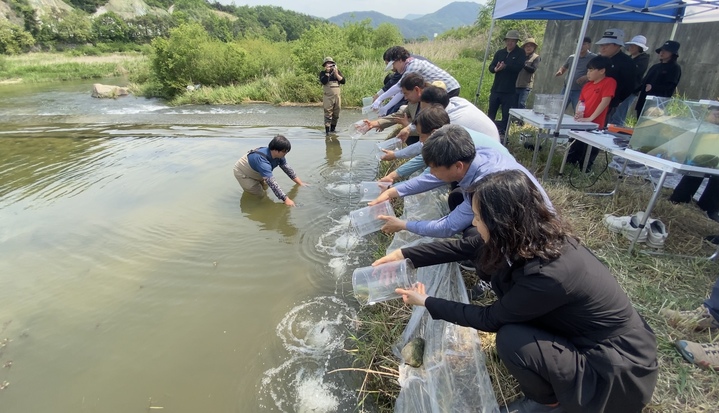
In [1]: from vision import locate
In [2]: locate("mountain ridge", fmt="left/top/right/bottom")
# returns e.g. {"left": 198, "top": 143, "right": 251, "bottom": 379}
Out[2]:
{"left": 328, "top": 2, "right": 480, "bottom": 39}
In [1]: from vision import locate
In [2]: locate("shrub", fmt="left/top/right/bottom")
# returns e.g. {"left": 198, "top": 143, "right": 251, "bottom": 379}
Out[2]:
{"left": 151, "top": 23, "right": 250, "bottom": 96}
{"left": 0, "top": 21, "right": 35, "bottom": 54}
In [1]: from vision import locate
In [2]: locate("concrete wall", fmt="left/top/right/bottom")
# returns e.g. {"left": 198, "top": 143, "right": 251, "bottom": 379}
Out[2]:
{"left": 532, "top": 20, "right": 719, "bottom": 101}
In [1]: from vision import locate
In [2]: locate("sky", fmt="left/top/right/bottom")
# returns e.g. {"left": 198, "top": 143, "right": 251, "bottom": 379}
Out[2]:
{"left": 219, "top": 1, "right": 482, "bottom": 19}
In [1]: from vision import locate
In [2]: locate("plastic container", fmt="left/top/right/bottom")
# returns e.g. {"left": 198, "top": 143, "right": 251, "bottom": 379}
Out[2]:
{"left": 533, "top": 94, "right": 548, "bottom": 115}
{"left": 545, "top": 94, "right": 564, "bottom": 120}
{"left": 375, "top": 137, "right": 403, "bottom": 159}
{"left": 349, "top": 120, "right": 371, "bottom": 139}
{"left": 358, "top": 181, "right": 391, "bottom": 202}
{"left": 352, "top": 258, "right": 416, "bottom": 305}
{"left": 362, "top": 96, "right": 374, "bottom": 107}
{"left": 349, "top": 200, "right": 394, "bottom": 236}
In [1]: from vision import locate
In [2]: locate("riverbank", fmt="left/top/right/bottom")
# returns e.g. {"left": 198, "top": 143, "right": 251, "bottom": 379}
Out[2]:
{"left": 0, "top": 52, "right": 149, "bottom": 84}
{"left": 355, "top": 126, "right": 719, "bottom": 412}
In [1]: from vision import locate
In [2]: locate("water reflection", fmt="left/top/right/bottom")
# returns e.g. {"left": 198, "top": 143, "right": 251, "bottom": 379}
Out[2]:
{"left": 325, "top": 136, "right": 343, "bottom": 167}
{"left": 239, "top": 188, "right": 299, "bottom": 239}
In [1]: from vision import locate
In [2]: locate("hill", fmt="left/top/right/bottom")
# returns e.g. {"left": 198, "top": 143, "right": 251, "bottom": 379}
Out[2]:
{"left": 328, "top": 1, "right": 481, "bottom": 39}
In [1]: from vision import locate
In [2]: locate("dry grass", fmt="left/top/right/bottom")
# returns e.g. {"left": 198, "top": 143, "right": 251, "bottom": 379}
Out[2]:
{"left": 352, "top": 125, "right": 719, "bottom": 411}
{"left": 404, "top": 36, "right": 488, "bottom": 61}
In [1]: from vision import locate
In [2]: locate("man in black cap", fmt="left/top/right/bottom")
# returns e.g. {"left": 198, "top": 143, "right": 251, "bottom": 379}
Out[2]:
{"left": 635, "top": 40, "right": 682, "bottom": 118}
{"left": 487, "top": 30, "right": 526, "bottom": 137}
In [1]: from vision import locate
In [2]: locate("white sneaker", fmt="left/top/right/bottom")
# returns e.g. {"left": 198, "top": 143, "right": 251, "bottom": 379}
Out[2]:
{"left": 646, "top": 219, "right": 668, "bottom": 248}
{"left": 604, "top": 214, "right": 631, "bottom": 233}
{"left": 621, "top": 211, "right": 652, "bottom": 243}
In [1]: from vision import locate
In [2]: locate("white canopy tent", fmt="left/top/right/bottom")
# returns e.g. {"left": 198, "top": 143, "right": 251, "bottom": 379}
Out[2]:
{"left": 473, "top": 0, "right": 719, "bottom": 180}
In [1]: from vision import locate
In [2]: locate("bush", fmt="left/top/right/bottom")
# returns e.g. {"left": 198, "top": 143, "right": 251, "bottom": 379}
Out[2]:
{"left": 0, "top": 21, "right": 35, "bottom": 54}
{"left": 151, "top": 23, "right": 250, "bottom": 96}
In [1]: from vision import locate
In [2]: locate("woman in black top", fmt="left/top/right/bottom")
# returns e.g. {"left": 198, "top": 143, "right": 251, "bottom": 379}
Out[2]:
{"left": 375, "top": 170, "right": 658, "bottom": 413}
{"left": 635, "top": 40, "right": 682, "bottom": 118}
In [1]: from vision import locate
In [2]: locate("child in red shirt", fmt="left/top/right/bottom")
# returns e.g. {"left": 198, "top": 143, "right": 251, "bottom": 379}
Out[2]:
{"left": 567, "top": 56, "right": 617, "bottom": 171}
{"left": 575, "top": 56, "right": 616, "bottom": 126}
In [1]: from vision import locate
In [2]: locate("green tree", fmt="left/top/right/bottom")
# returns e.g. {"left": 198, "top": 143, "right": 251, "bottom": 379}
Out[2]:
{"left": 127, "top": 15, "right": 173, "bottom": 43}
{"left": 292, "top": 23, "right": 348, "bottom": 74}
{"left": 56, "top": 10, "right": 94, "bottom": 44}
{"left": 372, "top": 23, "right": 403, "bottom": 50}
{"left": 66, "top": 0, "right": 106, "bottom": 14}
{"left": 93, "top": 12, "right": 131, "bottom": 43}
{"left": 0, "top": 21, "right": 35, "bottom": 54}
{"left": 151, "top": 23, "right": 248, "bottom": 96}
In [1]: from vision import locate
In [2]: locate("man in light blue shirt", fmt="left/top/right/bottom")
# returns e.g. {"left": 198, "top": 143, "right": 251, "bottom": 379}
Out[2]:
{"left": 372, "top": 124, "right": 552, "bottom": 238}
{"left": 381, "top": 105, "right": 507, "bottom": 183}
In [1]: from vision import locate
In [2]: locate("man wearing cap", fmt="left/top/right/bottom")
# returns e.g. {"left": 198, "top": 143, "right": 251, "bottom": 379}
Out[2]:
{"left": 636, "top": 40, "right": 682, "bottom": 118}
{"left": 610, "top": 34, "right": 651, "bottom": 126}
{"left": 515, "top": 37, "right": 541, "bottom": 109}
{"left": 373, "top": 46, "right": 460, "bottom": 116}
{"left": 488, "top": 30, "right": 526, "bottom": 137}
{"left": 555, "top": 36, "right": 596, "bottom": 112}
{"left": 319, "top": 56, "right": 345, "bottom": 136}
{"left": 595, "top": 28, "right": 637, "bottom": 116}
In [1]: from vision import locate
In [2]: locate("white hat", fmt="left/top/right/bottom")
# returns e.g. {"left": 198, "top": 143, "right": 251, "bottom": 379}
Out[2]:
{"left": 625, "top": 35, "right": 649, "bottom": 52}
{"left": 595, "top": 28, "right": 625, "bottom": 46}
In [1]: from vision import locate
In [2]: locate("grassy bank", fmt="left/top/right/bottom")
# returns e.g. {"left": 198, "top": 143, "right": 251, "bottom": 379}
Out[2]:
{"left": 352, "top": 126, "right": 719, "bottom": 412}
{"left": 0, "top": 52, "right": 149, "bottom": 84}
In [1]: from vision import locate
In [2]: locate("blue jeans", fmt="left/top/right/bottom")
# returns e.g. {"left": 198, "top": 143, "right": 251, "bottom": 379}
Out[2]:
{"left": 560, "top": 87, "right": 581, "bottom": 113}
{"left": 705, "top": 276, "right": 719, "bottom": 322}
{"left": 609, "top": 94, "right": 637, "bottom": 127}
{"left": 516, "top": 87, "right": 531, "bottom": 109}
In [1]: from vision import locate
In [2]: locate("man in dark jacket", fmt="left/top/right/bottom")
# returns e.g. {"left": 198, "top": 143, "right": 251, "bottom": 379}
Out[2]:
{"left": 610, "top": 34, "right": 650, "bottom": 126}
{"left": 487, "top": 30, "right": 525, "bottom": 136}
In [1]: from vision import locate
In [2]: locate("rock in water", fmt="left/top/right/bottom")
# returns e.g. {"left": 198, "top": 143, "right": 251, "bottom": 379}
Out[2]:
{"left": 401, "top": 337, "right": 425, "bottom": 368}
{"left": 92, "top": 84, "right": 129, "bottom": 99}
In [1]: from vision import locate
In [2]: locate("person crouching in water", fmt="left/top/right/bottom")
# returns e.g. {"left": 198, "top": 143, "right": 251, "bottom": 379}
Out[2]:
{"left": 233, "top": 135, "right": 306, "bottom": 207}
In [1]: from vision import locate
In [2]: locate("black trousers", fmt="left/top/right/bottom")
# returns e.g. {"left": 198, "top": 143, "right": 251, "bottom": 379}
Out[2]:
{"left": 670, "top": 175, "right": 719, "bottom": 214}
{"left": 488, "top": 91, "right": 517, "bottom": 135}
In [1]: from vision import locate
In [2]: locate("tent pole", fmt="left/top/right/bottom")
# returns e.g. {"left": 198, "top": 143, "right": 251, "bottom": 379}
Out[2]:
{"left": 670, "top": 21, "right": 678, "bottom": 39}
{"left": 474, "top": 18, "right": 496, "bottom": 106}
{"left": 542, "top": 0, "right": 595, "bottom": 182}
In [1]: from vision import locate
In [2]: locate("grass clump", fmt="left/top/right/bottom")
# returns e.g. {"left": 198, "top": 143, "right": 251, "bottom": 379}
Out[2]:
{"left": 349, "top": 125, "right": 719, "bottom": 412}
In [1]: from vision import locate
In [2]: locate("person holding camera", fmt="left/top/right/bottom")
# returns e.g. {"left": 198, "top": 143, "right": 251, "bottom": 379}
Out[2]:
{"left": 319, "top": 57, "right": 345, "bottom": 136}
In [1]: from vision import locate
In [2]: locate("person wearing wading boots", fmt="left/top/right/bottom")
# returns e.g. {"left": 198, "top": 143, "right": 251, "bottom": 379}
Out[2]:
{"left": 233, "top": 135, "right": 307, "bottom": 207}
{"left": 319, "top": 57, "right": 345, "bottom": 136}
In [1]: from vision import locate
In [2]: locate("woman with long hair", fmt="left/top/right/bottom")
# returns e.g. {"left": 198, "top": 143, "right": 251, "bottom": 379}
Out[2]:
{"left": 374, "top": 170, "right": 658, "bottom": 413}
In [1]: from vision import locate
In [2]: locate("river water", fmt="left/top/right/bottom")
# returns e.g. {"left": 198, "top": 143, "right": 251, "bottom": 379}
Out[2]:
{"left": 0, "top": 79, "right": 388, "bottom": 412}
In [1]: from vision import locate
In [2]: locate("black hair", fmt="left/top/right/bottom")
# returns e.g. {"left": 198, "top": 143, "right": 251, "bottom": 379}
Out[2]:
{"left": 400, "top": 72, "right": 427, "bottom": 91}
{"left": 420, "top": 86, "right": 450, "bottom": 108}
{"left": 268, "top": 134, "right": 291, "bottom": 152}
{"left": 414, "top": 104, "right": 450, "bottom": 135}
{"left": 469, "top": 170, "right": 573, "bottom": 272}
{"left": 583, "top": 36, "right": 592, "bottom": 44}
{"left": 586, "top": 55, "right": 611, "bottom": 71}
{"left": 384, "top": 46, "right": 411, "bottom": 62}
{"left": 422, "top": 124, "right": 476, "bottom": 167}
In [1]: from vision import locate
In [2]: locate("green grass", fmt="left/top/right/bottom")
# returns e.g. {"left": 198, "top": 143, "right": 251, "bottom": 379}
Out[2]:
{"left": 0, "top": 52, "right": 148, "bottom": 83}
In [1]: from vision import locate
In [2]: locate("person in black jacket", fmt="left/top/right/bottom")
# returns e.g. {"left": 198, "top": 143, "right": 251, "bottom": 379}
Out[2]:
{"left": 487, "top": 30, "right": 526, "bottom": 136}
{"left": 635, "top": 40, "right": 682, "bottom": 118}
{"left": 375, "top": 170, "right": 659, "bottom": 413}
{"left": 610, "top": 34, "right": 650, "bottom": 126}
{"left": 319, "top": 56, "right": 345, "bottom": 136}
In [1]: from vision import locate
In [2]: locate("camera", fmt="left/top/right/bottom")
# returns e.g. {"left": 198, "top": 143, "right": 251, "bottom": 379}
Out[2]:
{"left": 329, "top": 64, "right": 336, "bottom": 68}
